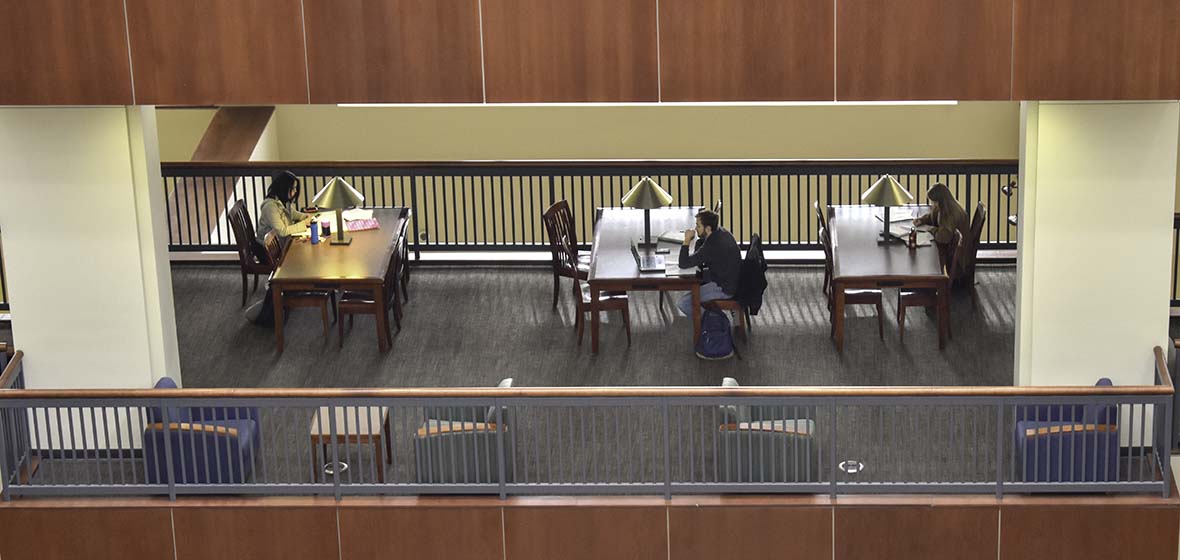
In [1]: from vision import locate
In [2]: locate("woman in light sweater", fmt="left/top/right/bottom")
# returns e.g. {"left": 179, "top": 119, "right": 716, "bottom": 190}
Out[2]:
{"left": 256, "top": 171, "right": 314, "bottom": 243}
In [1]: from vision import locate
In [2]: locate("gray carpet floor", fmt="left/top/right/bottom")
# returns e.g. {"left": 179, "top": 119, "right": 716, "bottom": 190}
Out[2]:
{"left": 173, "top": 264, "right": 1018, "bottom": 389}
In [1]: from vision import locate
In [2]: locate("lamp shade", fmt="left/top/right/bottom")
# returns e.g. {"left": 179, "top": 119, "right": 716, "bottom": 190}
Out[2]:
{"left": 620, "top": 176, "right": 673, "bottom": 210}
{"left": 860, "top": 174, "right": 913, "bottom": 207}
{"left": 311, "top": 176, "right": 365, "bottom": 210}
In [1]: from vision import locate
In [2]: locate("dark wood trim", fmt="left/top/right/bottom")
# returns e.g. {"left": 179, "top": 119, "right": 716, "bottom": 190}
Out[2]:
{"left": 0, "top": 350, "right": 22, "bottom": 389}
{"left": 191, "top": 107, "right": 276, "bottom": 162}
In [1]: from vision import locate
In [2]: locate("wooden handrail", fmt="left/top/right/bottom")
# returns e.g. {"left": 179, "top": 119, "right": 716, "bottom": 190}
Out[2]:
{"left": 0, "top": 350, "right": 22, "bottom": 390}
{"left": 161, "top": 158, "right": 1019, "bottom": 171}
{"left": 1156, "top": 345, "right": 1174, "bottom": 391}
{"left": 0, "top": 346, "right": 1168, "bottom": 399}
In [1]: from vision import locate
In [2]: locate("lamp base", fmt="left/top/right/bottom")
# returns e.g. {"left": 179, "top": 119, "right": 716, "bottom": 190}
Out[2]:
{"left": 877, "top": 232, "right": 905, "bottom": 245}
{"left": 330, "top": 236, "right": 353, "bottom": 245}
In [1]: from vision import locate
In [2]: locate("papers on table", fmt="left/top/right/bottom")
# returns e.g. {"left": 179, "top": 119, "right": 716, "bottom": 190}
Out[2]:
{"left": 342, "top": 208, "right": 373, "bottom": 221}
{"left": 875, "top": 208, "right": 918, "bottom": 223}
{"left": 887, "top": 223, "right": 933, "bottom": 246}
{"left": 665, "top": 261, "right": 698, "bottom": 277}
{"left": 658, "top": 230, "right": 687, "bottom": 243}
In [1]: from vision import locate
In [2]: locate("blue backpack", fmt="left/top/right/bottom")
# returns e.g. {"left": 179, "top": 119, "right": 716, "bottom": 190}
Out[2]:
{"left": 695, "top": 309, "right": 735, "bottom": 360}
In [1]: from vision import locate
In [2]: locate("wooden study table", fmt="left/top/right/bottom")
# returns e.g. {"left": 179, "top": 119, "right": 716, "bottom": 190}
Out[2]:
{"left": 271, "top": 207, "right": 410, "bottom": 352}
{"left": 587, "top": 207, "right": 702, "bottom": 353}
{"left": 830, "top": 205, "right": 949, "bottom": 352}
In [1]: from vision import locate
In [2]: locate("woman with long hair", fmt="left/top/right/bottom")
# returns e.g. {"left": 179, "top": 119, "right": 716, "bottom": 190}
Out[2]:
{"left": 914, "top": 183, "right": 969, "bottom": 277}
{"left": 256, "top": 171, "right": 314, "bottom": 243}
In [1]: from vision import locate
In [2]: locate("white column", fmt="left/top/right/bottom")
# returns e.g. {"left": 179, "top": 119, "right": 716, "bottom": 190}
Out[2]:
{"left": 0, "top": 107, "right": 181, "bottom": 388}
{"left": 1015, "top": 101, "right": 1179, "bottom": 386}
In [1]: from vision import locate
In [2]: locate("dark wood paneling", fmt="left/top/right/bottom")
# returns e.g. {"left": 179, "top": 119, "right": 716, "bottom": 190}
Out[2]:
{"left": 659, "top": 0, "right": 833, "bottom": 101}
{"left": 1000, "top": 506, "right": 1180, "bottom": 559}
{"left": 0, "top": 0, "right": 133, "bottom": 105}
{"left": 172, "top": 507, "right": 338, "bottom": 560}
{"left": 192, "top": 107, "right": 275, "bottom": 162}
{"left": 0, "top": 507, "right": 173, "bottom": 560}
{"left": 125, "top": 0, "right": 308, "bottom": 105}
{"left": 504, "top": 506, "right": 666, "bottom": 560}
{"left": 303, "top": 0, "right": 484, "bottom": 103}
{"left": 837, "top": 0, "right": 1013, "bottom": 101}
{"left": 835, "top": 506, "right": 998, "bottom": 560}
{"left": 481, "top": 0, "right": 659, "bottom": 102}
{"left": 1013, "top": 0, "right": 1180, "bottom": 100}
{"left": 669, "top": 506, "right": 832, "bottom": 559}
{"left": 338, "top": 507, "right": 502, "bottom": 560}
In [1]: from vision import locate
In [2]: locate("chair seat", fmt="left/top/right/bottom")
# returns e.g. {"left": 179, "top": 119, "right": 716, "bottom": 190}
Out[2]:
{"left": 705, "top": 298, "right": 742, "bottom": 310}
{"left": 899, "top": 288, "right": 938, "bottom": 305}
{"left": 579, "top": 285, "right": 628, "bottom": 305}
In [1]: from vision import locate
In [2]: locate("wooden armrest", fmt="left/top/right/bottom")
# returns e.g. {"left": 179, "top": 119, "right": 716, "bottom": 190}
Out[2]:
{"left": 1023, "top": 423, "right": 1117, "bottom": 438}
{"left": 417, "top": 421, "right": 499, "bottom": 437}
{"left": 147, "top": 422, "right": 239, "bottom": 438}
{"left": 719, "top": 420, "right": 811, "bottom": 436}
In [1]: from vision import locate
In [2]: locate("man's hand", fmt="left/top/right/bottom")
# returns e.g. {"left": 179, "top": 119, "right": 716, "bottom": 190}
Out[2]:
{"left": 683, "top": 229, "right": 696, "bottom": 246}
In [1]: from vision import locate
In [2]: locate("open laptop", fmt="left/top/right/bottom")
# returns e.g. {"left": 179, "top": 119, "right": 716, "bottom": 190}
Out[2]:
{"left": 631, "top": 241, "right": 665, "bottom": 272}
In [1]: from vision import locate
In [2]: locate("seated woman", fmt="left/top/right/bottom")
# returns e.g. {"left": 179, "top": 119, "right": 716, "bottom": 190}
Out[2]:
{"left": 913, "top": 182, "right": 969, "bottom": 278}
{"left": 256, "top": 171, "right": 314, "bottom": 243}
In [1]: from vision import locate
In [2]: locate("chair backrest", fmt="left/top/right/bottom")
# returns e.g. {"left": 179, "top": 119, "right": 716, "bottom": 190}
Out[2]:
{"left": 543, "top": 200, "right": 579, "bottom": 260}
{"left": 813, "top": 201, "right": 828, "bottom": 234}
{"left": 383, "top": 242, "right": 401, "bottom": 306}
{"left": 818, "top": 226, "right": 834, "bottom": 300}
{"left": 227, "top": 200, "right": 260, "bottom": 267}
{"left": 962, "top": 202, "right": 988, "bottom": 282}
{"left": 262, "top": 231, "right": 284, "bottom": 269}
{"left": 558, "top": 236, "right": 587, "bottom": 304}
{"left": 943, "top": 230, "right": 963, "bottom": 279}
{"left": 712, "top": 199, "right": 722, "bottom": 222}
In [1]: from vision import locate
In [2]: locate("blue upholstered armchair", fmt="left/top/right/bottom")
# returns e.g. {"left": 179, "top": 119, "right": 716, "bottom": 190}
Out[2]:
{"left": 719, "top": 377, "right": 819, "bottom": 483}
{"left": 1014, "top": 378, "right": 1119, "bottom": 483}
{"left": 143, "top": 377, "right": 261, "bottom": 484}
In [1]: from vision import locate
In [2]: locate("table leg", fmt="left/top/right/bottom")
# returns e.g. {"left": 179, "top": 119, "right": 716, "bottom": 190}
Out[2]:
{"left": 834, "top": 284, "right": 846, "bottom": 353}
{"left": 590, "top": 286, "right": 601, "bottom": 353}
{"left": 691, "top": 285, "right": 702, "bottom": 345}
{"left": 937, "top": 280, "right": 949, "bottom": 350}
{"left": 273, "top": 285, "right": 286, "bottom": 353}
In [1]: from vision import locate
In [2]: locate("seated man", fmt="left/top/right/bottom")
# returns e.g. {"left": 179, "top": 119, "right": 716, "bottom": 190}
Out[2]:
{"left": 677, "top": 209, "right": 742, "bottom": 316}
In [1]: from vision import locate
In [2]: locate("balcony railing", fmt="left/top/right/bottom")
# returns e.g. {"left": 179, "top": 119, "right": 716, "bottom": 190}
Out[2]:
{"left": 160, "top": 159, "right": 1019, "bottom": 256}
{"left": 0, "top": 346, "right": 1170, "bottom": 500}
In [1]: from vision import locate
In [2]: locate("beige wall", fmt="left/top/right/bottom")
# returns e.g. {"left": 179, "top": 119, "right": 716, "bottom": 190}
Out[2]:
{"left": 1016, "top": 101, "right": 1178, "bottom": 387}
{"left": 157, "top": 102, "right": 1021, "bottom": 162}
{"left": 156, "top": 108, "right": 215, "bottom": 161}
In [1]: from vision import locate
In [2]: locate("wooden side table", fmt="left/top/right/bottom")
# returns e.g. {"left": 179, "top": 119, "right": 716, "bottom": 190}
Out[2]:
{"left": 309, "top": 406, "right": 392, "bottom": 483}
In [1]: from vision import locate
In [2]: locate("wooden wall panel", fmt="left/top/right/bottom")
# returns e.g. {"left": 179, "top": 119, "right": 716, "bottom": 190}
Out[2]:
{"left": 504, "top": 506, "right": 666, "bottom": 560}
{"left": 837, "top": 0, "right": 1013, "bottom": 101}
{"left": 0, "top": 0, "right": 133, "bottom": 105}
{"left": 669, "top": 506, "right": 832, "bottom": 559}
{"left": 303, "top": 0, "right": 484, "bottom": 103}
{"left": 835, "top": 506, "right": 998, "bottom": 560}
{"left": 172, "top": 507, "right": 338, "bottom": 560}
{"left": 338, "top": 507, "right": 502, "bottom": 560}
{"left": 0, "top": 507, "right": 173, "bottom": 560}
{"left": 1013, "top": 0, "right": 1180, "bottom": 100}
{"left": 1000, "top": 506, "right": 1180, "bottom": 559}
{"left": 481, "top": 0, "right": 659, "bottom": 102}
{"left": 659, "top": 0, "right": 833, "bottom": 101}
{"left": 125, "top": 0, "right": 308, "bottom": 105}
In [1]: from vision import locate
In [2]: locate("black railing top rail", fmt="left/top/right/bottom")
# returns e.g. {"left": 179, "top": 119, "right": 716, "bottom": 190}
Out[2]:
{"left": 162, "top": 158, "right": 1019, "bottom": 176}
{"left": 0, "top": 349, "right": 21, "bottom": 390}
{"left": 0, "top": 347, "right": 1168, "bottom": 399}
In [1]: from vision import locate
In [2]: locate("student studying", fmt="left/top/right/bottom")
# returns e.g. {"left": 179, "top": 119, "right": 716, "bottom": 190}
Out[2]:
{"left": 676, "top": 210, "right": 741, "bottom": 316}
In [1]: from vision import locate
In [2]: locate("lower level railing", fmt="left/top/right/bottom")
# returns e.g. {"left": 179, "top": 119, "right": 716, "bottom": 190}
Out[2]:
{"left": 0, "top": 347, "right": 1171, "bottom": 500}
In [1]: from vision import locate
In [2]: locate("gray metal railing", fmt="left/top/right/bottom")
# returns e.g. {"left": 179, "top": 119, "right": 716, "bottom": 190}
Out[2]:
{"left": 0, "top": 348, "right": 1171, "bottom": 500}
{"left": 160, "top": 159, "right": 1018, "bottom": 256}
{"left": 0, "top": 230, "right": 8, "bottom": 312}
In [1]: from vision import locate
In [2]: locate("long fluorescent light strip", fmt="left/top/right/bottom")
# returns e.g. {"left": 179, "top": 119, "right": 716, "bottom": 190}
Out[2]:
{"left": 338, "top": 100, "right": 959, "bottom": 108}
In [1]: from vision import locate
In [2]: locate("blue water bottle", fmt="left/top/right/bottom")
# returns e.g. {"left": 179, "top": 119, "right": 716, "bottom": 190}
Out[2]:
{"left": 310, "top": 220, "right": 320, "bottom": 244}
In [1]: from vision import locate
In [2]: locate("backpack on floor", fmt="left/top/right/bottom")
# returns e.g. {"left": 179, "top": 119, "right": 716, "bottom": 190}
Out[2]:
{"left": 695, "top": 309, "right": 735, "bottom": 360}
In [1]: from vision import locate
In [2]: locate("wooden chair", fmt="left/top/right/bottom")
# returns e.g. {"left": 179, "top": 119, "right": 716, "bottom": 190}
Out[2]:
{"left": 338, "top": 246, "right": 402, "bottom": 351}
{"left": 542, "top": 200, "right": 591, "bottom": 309}
{"left": 227, "top": 200, "right": 272, "bottom": 307}
{"left": 960, "top": 202, "right": 988, "bottom": 309}
{"left": 561, "top": 238, "right": 630, "bottom": 346}
{"left": 701, "top": 233, "right": 764, "bottom": 341}
{"left": 814, "top": 201, "right": 831, "bottom": 293}
{"left": 396, "top": 217, "right": 411, "bottom": 303}
{"left": 262, "top": 232, "right": 336, "bottom": 336}
{"left": 819, "top": 226, "right": 884, "bottom": 339}
{"left": 897, "top": 230, "right": 961, "bottom": 341}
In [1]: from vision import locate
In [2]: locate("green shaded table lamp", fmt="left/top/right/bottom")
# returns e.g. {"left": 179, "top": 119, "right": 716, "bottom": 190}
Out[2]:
{"left": 861, "top": 174, "right": 913, "bottom": 244}
{"left": 312, "top": 176, "right": 365, "bottom": 245}
{"left": 621, "top": 176, "right": 674, "bottom": 249}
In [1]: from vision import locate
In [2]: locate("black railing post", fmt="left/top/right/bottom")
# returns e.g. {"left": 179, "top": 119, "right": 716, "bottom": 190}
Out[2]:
{"left": 410, "top": 171, "right": 422, "bottom": 260}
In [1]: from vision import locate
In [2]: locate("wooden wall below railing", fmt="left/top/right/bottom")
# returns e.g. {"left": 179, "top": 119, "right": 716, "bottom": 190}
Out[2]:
{"left": 0, "top": 493, "right": 1175, "bottom": 560}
